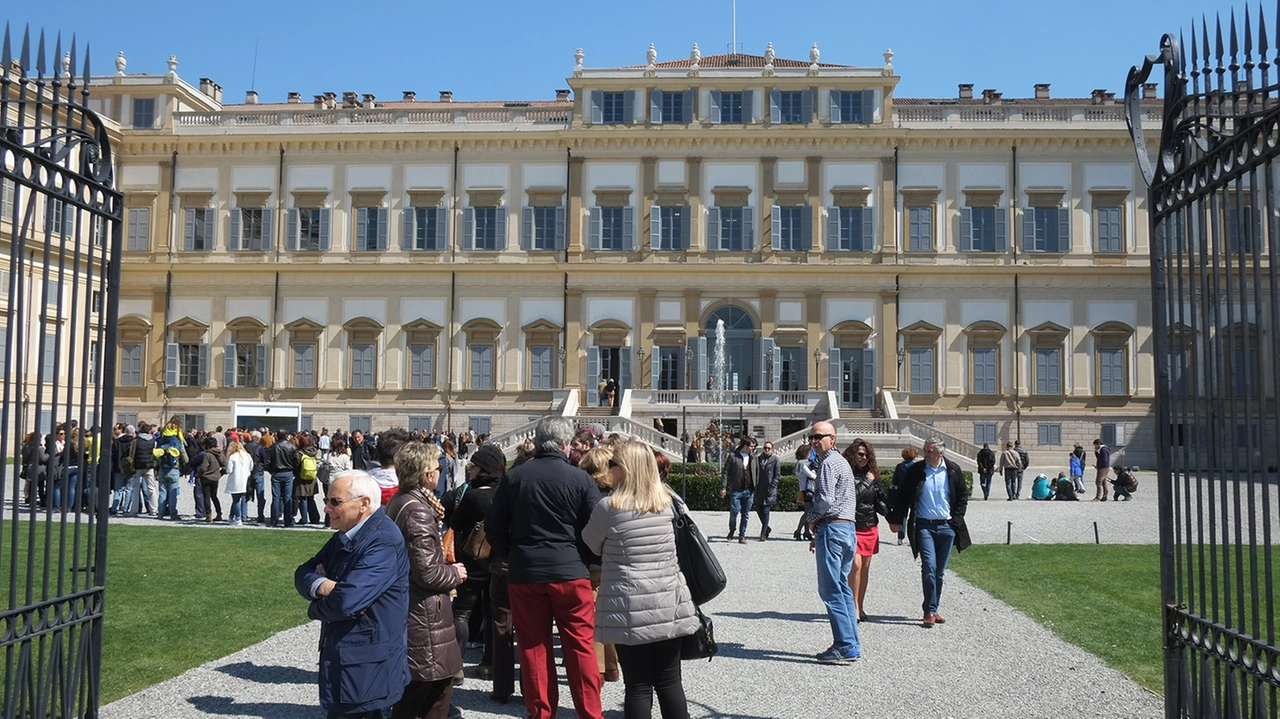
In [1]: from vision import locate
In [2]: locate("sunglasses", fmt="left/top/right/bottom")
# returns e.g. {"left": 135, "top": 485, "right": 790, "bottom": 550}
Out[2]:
{"left": 855, "top": 451, "right": 868, "bottom": 458}
{"left": 608, "top": 459, "right": 621, "bottom": 469}
{"left": 808, "top": 434, "right": 833, "bottom": 442}
{"left": 324, "top": 496, "right": 358, "bottom": 508}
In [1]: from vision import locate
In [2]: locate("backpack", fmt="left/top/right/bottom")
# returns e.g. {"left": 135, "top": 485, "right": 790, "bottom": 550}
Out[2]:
{"left": 119, "top": 437, "right": 136, "bottom": 476}
{"left": 299, "top": 453, "right": 318, "bottom": 482}
{"left": 316, "top": 459, "right": 331, "bottom": 486}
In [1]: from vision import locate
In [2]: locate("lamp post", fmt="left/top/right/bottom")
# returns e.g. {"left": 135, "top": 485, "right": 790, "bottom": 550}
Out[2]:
{"left": 558, "top": 346, "right": 566, "bottom": 388}
{"left": 813, "top": 348, "right": 824, "bottom": 389}
{"left": 684, "top": 345, "right": 693, "bottom": 390}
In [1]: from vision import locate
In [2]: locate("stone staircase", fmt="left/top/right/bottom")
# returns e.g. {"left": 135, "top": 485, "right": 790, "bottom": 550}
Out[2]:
{"left": 576, "top": 406, "right": 618, "bottom": 418}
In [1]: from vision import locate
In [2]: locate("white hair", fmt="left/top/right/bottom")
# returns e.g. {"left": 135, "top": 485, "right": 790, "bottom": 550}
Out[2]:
{"left": 334, "top": 470, "right": 382, "bottom": 510}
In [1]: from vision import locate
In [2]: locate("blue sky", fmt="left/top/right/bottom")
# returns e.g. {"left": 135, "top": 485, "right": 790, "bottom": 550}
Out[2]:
{"left": 10, "top": 0, "right": 1249, "bottom": 103}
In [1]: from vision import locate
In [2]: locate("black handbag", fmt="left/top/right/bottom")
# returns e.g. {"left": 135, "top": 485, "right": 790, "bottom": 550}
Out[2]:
{"left": 671, "top": 500, "right": 727, "bottom": 605}
{"left": 680, "top": 606, "right": 718, "bottom": 661}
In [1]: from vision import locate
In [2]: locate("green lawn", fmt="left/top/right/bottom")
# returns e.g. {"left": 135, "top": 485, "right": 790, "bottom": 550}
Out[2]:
{"left": 951, "top": 545, "right": 1164, "bottom": 693}
{"left": 0, "top": 523, "right": 326, "bottom": 703}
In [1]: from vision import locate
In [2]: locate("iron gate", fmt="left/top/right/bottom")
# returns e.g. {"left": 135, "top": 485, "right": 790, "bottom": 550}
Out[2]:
{"left": 1127, "top": 8, "right": 1280, "bottom": 718}
{"left": 0, "top": 26, "right": 122, "bottom": 718}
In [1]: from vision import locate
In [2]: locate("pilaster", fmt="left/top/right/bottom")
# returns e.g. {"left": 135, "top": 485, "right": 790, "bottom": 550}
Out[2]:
{"left": 806, "top": 290, "right": 823, "bottom": 390}
{"left": 639, "top": 289, "right": 656, "bottom": 388}
{"left": 806, "top": 156, "right": 822, "bottom": 258}
{"left": 641, "top": 156, "right": 657, "bottom": 254}
{"left": 568, "top": 155, "right": 586, "bottom": 254}
{"left": 566, "top": 288, "right": 583, "bottom": 391}
{"left": 686, "top": 157, "right": 703, "bottom": 252}
{"left": 760, "top": 157, "right": 777, "bottom": 260}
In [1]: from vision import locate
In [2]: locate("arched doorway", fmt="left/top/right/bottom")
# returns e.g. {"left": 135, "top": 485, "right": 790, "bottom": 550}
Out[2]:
{"left": 705, "top": 306, "right": 756, "bottom": 391}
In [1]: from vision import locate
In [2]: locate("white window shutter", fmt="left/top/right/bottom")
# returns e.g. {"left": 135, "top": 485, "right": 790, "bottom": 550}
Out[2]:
{"left": 826, "top": 207, "right": 840, "bottom": 251}
{"left": 588, "top": 206, "right": 602, "bottom": 250}
{"left": 802, "top": 206, "right": 813, "bottom": 251}
{"left": 165, "top": 342, "right": 179, "bottom": 386}
{"left": 197, "top": 343, "right": 210, "bottom": 387}
{"left": 828, "top": 348, "right": 842, "bottom": 395}
{"left": 680, "top": 205, "right": 691, "bottom": 250}
{"left": 223, "top": 344, "right": 237, "bottom": 387}
{"left": 801, "top": 89, "right": 814, "bottom": 123}
{"left": 743, "top": 89, "right": 755, "bottom": 123}
{"left": 1023, "top": 208, "right": 1036, "bottom": 251}
{"left": 1058, "top": 205, "right": 1070, "bottom": 252}
{"left": 619, "top": 349, "right": 631, "bottom": 389}
{"left": 691, "top": 336, "right": 708, "bottom": 390}
{"left": 960, "top": 207, "right": 973, "bottom": 252}
{"left": 650, "top": 347, "right": 661, "bottom": 390}
{"left": 994, "top": 206, "right": 1008, "bottom": 252}
{"left": 861, "top": 90, "right": 875, "bottom": 123}
{"left": 183, "top": 208, "right": 196, "bottom": 251}
{"left": 318, "top": 208, "right": 331, "bottom": 251}
{"left": 829, "top": 89, "right": 842, "bottom": 123}
{"left": 255, "top": 343, "right": 268, "bottom": 386}
{"left": 650, "top": 89, "right": 663, "bottom": 124}
{"left": 286, "top": 209, "right": 298, "bottom": 251}
{"left": 769, "top": 89, "right": 781, "bottom": 124}
{"left": 436, "top": 207, "right": 449, "bottom": 250}
{"left": 355, "top": 208, "right": 368, "bottom": 250}
{"left": 495, "top": 206, "right": 508, "bottom": 250}
{"left": 771, "top": 346, "right": 782, "bottom": 390}
{"left": 861, "top": 207, "right": 874, "bottom": 251}
{"left": 707, "top": 207, "right": 721, "bottom": 251}
{"left": 623, "top": 90, "right": 636, "bottom": 124}
{"left": 554, "top": 206, "right": 566, "bottom": 250}
{"left": 203, "top": 210, "right": 215, "bottom": 249}
{"left": 229, "top": 209, "right": 241, "bottom": 251}
{"left": 709, "top": 90, "right": 722, "bottom": 124}
{"left": 861, "top": 349, "right": 875, "bottom": 408}
{"left": 770, "top": 205, "right": 781, "bottom": 249}
{"left": 681, "top": 90, "right": 693, "bottom": 123}
{"left": 586, "top": 346, "right": 600, "bottom": 404}
{"left": 650, "top": 205, "right": 662, "bottom": 250}
{"left": 521, "top": 206, "right": 534, "bottom": 251}
{"left": 261, "top": 208, "right": 274, "bottom": 251}
{"left": 742, "top": 206, "right": 755, "bottom": 251}
{"left": 376, "top": 208, "right": 389, "bottom": 250}
{"left": 403, "top": 206, "right": 416, "bottom": 250}
{"left": 622, "top": 206, "right": 635, "bottom": 250}
{"left": 462, "top": 207, "right": 475, "bottom": 250}
{"left": 590, "top": 90, "right": 603, "bottom": 124}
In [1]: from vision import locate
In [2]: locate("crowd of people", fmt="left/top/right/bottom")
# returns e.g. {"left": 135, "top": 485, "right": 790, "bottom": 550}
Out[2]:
{"left": 972, "top": 438, "right": 1138, "bottom": 503}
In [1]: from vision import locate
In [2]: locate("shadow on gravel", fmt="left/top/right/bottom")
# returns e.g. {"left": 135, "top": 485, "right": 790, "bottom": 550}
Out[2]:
{"left": 686, "top": 698, "right": 781, "bottom": 718}
{"left": 713, "top": 641, "right": 823, "bottom": 665}
{"left": 715, "top": 610, "right": 827, "bottom": 623}
{"left": 857, "top": 614, "right": 921, "bottom": 626}
{"left": 449, "top": 686, "right": 524, "bottom": 717}
{"left": 216, "top": 661, "right": 315, "bottom": 685}
{"left": 187, "top": 696, "right": 322, "bottom": 718}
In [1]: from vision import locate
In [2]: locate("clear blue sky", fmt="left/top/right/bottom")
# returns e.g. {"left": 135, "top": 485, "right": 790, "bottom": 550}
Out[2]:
{"left": 8, "top": 0, "right": 1249, "bottom": 103}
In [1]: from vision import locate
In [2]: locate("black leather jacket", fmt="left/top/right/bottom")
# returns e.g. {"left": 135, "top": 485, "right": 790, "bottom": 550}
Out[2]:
{"left": 853, "top": 473, "right": 887, "bottom": 530}
{"left": 266, "top": 440, "right": 300, "bottom": 475}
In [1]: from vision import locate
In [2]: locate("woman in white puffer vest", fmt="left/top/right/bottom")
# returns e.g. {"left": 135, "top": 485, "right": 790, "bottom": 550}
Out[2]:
{"left": 582, "top": 440, "right": 698, "bottom": 719}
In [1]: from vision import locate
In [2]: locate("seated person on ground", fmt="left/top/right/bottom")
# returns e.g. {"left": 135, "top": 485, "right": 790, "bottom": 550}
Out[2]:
{"left": 1031, "top": 473, "right": 1053, "bottom": 501}
{"left": 1052, "top": 477, "right": 1079, "bottom": 501}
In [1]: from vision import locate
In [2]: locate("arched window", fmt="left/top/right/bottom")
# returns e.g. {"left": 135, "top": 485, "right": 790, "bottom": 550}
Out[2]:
{"left": 705, "top": 305, "right": 754, "bottom": 333}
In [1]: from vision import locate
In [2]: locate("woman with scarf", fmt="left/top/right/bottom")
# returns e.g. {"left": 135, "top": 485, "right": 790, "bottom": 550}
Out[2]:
{"left": 385, "top": 441, "right": 467, "bottom": 719}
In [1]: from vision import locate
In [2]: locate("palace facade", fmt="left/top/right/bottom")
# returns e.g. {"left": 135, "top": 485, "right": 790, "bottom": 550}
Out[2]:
{"left": 54, "top": 44, "right": 1169, "bottom": 466}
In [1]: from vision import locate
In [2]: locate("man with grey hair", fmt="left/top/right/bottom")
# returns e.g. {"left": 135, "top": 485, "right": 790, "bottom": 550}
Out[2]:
{"left": 296, "top": 470, "right": 409, "bottom": 717}
{"left": 887, "top": 439, "right": 971, "bottom": 628}
{"left": 487, "top": 416, "right": 604, "bottom": 719}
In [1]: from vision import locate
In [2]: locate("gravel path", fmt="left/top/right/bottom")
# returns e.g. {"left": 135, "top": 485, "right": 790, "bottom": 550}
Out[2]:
{"left": 103, "top": 505, "right": 1162, "bottom": 719}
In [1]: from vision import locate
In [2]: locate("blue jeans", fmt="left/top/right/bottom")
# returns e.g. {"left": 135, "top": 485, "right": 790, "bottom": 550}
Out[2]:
{"left": 157, "top": 468, "right": 181, "bottom": 519}
{"left": 1003, "top": 469, "right": 1018, "bottom": 500}
{"left": 229, "top": 493, "right": 246, "bottom": 521}
{"left": 814, "top": 521, "right": 860, "bottom": 657}
{"left": 916, "top": 518, "right": 957, "bottom": 615}
{"left": 978, "top": 472, "right": 993, "bottom": 500}
{"left": 270, "top": 472, "right": 294, "bottom": 527}
{"left": 728, "top": 489, "right": 753, "bottom": 537}
{"left": 52, "top": 467, "right": 80, "bottom": 510}
{"left": 248, "top": 472, "right": 266, "bottom": 520}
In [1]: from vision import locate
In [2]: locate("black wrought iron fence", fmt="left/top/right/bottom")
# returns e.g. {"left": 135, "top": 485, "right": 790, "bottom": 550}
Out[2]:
{"left": 0, "top": 24, "right": 121, "bottom": 718}
{"left": 1126, "top": 8, "right": 1280, "bottom": 718}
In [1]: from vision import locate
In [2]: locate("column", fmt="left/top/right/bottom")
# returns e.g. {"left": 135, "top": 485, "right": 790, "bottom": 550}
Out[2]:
{"left": 639, "top": 289, "right": 656, "bottom": 388}
{"left": 641, "top": 156, "right": 656, "bottom": 254}
{"left": 879, "top": 289, "right": 899, "bottom": 391}
{"left": 806, "top": 156, "right": 822, "bottom": 257}
{"left": 761, "top": 157, "right": 777, "bottom": 260}
{"left": 567, "top": 156, "right": 586, "bottom": 254}
{"left": 566, "top": 287, "right": 583, "bottom": 392}
{"left": 805, "top": 290, "right": 823, "bottom": 390}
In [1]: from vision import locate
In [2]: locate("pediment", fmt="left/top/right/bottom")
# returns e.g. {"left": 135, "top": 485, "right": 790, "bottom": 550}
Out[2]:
{"left": 522, "top": 318, "right": 563, "bottom": 333}
{"left": 1026, "top": 321, "right": 1069, "bottom": 337}
{"left": 284, "top": 317, "right": 325, "bottom": 333}
{"left": 168, "top": 316, "right": 209, "bottom": 333}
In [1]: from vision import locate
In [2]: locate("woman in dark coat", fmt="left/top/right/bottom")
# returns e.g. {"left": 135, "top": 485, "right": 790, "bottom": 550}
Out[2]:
{"left": 21, "top": 432, "right": 47, "bottom": 506}
{"left": 385, "top": 442, "right": 466, "bottom": 719}
{"left": 844, "top": 438, "right": 887, "bottom": 622}
{"left": 443, "top": 443, "right": 505, "bottom": 681}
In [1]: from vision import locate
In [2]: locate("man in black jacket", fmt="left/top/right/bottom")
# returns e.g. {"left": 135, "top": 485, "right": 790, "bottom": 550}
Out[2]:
{"left": 887, "top": 440, "right": 971, "bottom": 628}
{"left": 244, "top": 431, "right": 268, "bottom": 523}
{"left": 976, "top": 443, "right": 996, "bottom": 500}
{"left": 266, "top": 430, "right": 300, "bottom": 528}
{"left": 350, "top": 430, "right": 375, "bottom": 471}
{"left": 719, "top": 437, "right": 761, "bottom": 544}
{"left": 753, "top": 441, "right": 781, "bottom": 541}
{"left": 486, "top": 417, "right": 603, "bottom": 719}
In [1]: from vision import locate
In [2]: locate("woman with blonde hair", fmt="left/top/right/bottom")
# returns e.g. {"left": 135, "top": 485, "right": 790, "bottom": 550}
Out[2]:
{"left": 577, "top": 445, "right": 621, "bottom": 683}
{"left": 385, "top": 441, "right": 467, "bottom": 719}
{"left": 224, "top": 440, "right": 252, "bottom": 526}
{"left": 583, "top": 441, "right": 698, "bottom": 719}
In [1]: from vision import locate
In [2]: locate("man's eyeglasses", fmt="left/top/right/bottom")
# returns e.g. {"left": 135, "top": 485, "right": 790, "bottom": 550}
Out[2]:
{"left": 808, "top": 434, "right": 833, "bottom": 442}
{"left": 324, "top": 496, "right": 358, "bottom": 508}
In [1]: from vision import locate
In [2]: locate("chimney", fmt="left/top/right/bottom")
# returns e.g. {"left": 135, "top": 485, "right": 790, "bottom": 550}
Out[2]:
{"left": 556, "top": 88, "right": 571, "bottom": 101}
{"left": 958, "top": 83, "right": 973, "bottom": 100}
{"left": 324, "top": 92, "right": 337, "bottom": 109}
{"left": 403, "top": 90, "right": 416, "bottom": 102}
{"left": 1091, "top": 88, "right": 1107, "bottom": 104}
{"left": 1104, "top": 92, "right": 1115, "bottom": 102}
{"left": 362, "top": 93, "right": 376, "bottom": 109}
{"left": 287, "top": 92, "right": 301, "bottom": 104}
{"left": 341, "top": 91, "right": 359, "bottom": 108}
{"left": 313, "top": 94, "right": 326, "bottom": 110}
{"left": 1034, "top": 83, "right": 1050, "bottom": 100}
{"left": 981, "top": 88, "right": 1000, "bottom": 104}
{"left": 439, "top": 90, "right": 453, "bottom": 102}
{"left": 245, "top": 90, "right": 258, "bottom": 105}
{"left": 199, "top": 77, "right": 212, "bottom": 97}
{"left": 1143, "top": 83, "right": 1158, "bottom": 100}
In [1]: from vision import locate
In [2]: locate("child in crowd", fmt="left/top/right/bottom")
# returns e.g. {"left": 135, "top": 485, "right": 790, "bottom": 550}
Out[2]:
{"left": 1031, "top": 473, "right": 1053, "bottom": 500}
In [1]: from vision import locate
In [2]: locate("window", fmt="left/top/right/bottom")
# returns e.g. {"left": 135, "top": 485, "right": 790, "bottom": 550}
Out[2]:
{"left": 835, "top": 90, "right": 867, "bottom": 123}
{"left": 228, "top": 343, "right": 265, "bottom": 388}
{"left": 300, "top": 415, "right": 314, "bottom": 432}
{"left": 120, "top": 343, "right": 143, "bottom": 387}
{"left": 354, "top": 207, "right": 388, "bottom": 251}
{"left": 907, "top": 205, "right": 934, "bottom": 252}
{"left": 1169, "top": 346, "right": 1191, "bottom": 397}
{"left": 88, "top": 341, "right": 99, "bottom": 385}
{"left": 1025, "top": 206, "right": 1069, "bottom": 252}
{"left": 1037, "top": 423, "right": 1062, "bottom": 446}
{"left": 529, "top": 344, "right": 553, "bottom": 390}
{"left": 175, "top": 413, "right": 206, "bottom": 432}
{"left": 40, "top": 334, "right": 57, "bottom": 379}
{"left": 1231, "top": 345, "right": 1258, "bottom": 395}
{"left": 408, "top": 416, "right": 432, "bottom": 433}
{"left": 717, "top": 91, "right": 745, "bottom": 123}
{"left": 470, "top": 344, "right": 494, "bottom": 390}
{"left": 183, "top": 207, "right": 215, "bottom": 251}
{"left": 589, "top": 206, "right": 634, "bottom": 251}
{"left": 409, "top": 343, "right": 435, "bottom": 389}
{"left": 1098, "top": 347, "right": 1127, "bottom": 396}
{"left": 908, "top": 347, "right": 934, "bottom": 394}
{"left": 45, "top": 197, "right": 72, "bottom": 237}
{"left": 349, "top": 342, "right": 375, "bottom": 389}
{"left": 468, "top": 416, "right": 492, "bottom": 436}
{"left": 1226, "top": 203, "right": 1261, "bottom": 254}
{"left": 657, "top": 347, "right": 681, "bottom": 390}
{"left": 1035, "top": 348, "right": 1062, "bottom": 395}
{"left": 127, "top": 207, "right": 150, "bottom": 251}
{"left": 1, "top": 178, "right": 13, "bottom": 220}
{"left": 407, "top": 207, "right": 447, "bottom": 251}
{"left": 974, "top": 422, "right": 998, "bottom": 446}
{"left": 230, "top": 208, "right": 273, "bottom": 251}
{"left": 779, "top": 347, "right": 807, "bottom": 391}
{"left": 117, "top": 412, "right": 139, "bottom": 427}
{"left": 960, "top": 207, "right": 1007, "bottom": 252}
{"left": 971, "top": 347, "right": 997, "bottom": 395}
{"left": 1101, "top": 422, "right": 1127, "bottom": 447}
{"left": 91, "top": 290, "right": 103, "bottom": 314}
{"left": 776, "top": 90, "right": 806, "bottom": 124}
{"left": 773, "top": 206, "right": 811, "bottom": 252}
{"left": 91, "top": 216, "right": 106, "bottom": 247}
{"left": 522, "top": 206, "right": 564, "bottom": 251}
{"left": 292, "top": 343, "right": 317, "bottom": 389}
{"left": 1095, "top": 205, "right": 1123, "bottom": 253}
{"left": 467, "top": 207, "right": 506, "bottom": 251}
{"left": 651, "top": 90, "right": 691, "bottom": 124}
{"left": 288, "top": 208, "right": 331, "bottom": 252}
{"left": 602, "top": 91, "right": 628, "bottom": 124}
{"left": 132, "top": 97, "right": 156, "bottom": 129}
{"left": 708, "top": 206, "right": 753, "bottom": 251}
{"left": 651, "top": 205, "right": 689, "bottom": 251}
{"left": 348, "top": 415, "right": 372, "bottom": 433}
{"left": 177, "top": 343, "right": 206, "bottom": 387}
{"left": 44, "top": 279, "right": 59, "bottom": 306}
{"left": 828, "top": 207, "right": 873, "bottom": 251}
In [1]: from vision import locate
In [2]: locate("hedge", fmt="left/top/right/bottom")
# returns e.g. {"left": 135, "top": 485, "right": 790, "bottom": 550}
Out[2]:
{"left": 666, "top": 462, "right": 973, "bottom": 512}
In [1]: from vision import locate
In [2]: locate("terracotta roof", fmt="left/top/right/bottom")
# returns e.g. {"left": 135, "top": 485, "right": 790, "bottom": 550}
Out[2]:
{"left": 892, "top": 97, "right": 1144, "bottom": 105}
{"left": 221, "top": 99, "right": 573, "bottom": 110}
{"left": 625, "top": 53, "right": 849, "bottom": 69}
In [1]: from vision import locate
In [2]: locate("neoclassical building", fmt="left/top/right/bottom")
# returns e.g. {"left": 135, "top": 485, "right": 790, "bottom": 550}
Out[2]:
{"left": 67, "top": 43, "right": 1172, "bottom": 466}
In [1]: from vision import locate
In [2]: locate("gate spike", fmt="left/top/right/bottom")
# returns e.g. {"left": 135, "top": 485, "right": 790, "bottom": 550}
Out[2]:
{"left": 1182, "top": 29, "right": 1190, "bottom": 77}
{"left": 34, "top": 29, "right": 44, "bottom": 77}
{"left": 1244, "top": 6, "right": 1254, "bottom": 64}
{"left": 1, "top": 23, "right": 10, "bottom": 70}
{"left": 1204, "top": 16, "right": 1213, "bottom": 76}
{"left": 1259, "top": 5, "right": 1269, "bottom": 61}
{"left": 1230, "top": 8, "right": 1239, "bottom": 67}
{"left": 52, "top": 33, "right": 61, "bottom": 79}
{"left": 81, "top": 41, "right": 90, "bottom": 86}
{"left": 19, "top": 24, "right": 30, "bottom": 75}
{"left": 1216, "top": 14, "right": 1226, "bottom": 74}
{"left": 67, "top": 35, "right": 76, "bottom": 81}
{"left": 1191, "top": 22, "right": 1199, "bottom": 74}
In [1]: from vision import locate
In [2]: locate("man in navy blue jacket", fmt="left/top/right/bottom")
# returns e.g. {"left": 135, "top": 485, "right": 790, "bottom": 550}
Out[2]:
{"left": 295, "top": 470, "right": 410, "bottom": 718}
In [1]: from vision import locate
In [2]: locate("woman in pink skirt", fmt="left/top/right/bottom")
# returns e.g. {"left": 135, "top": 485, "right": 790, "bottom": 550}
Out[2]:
{"left": 843, "top": 439, "right": 887, "bottom": 622}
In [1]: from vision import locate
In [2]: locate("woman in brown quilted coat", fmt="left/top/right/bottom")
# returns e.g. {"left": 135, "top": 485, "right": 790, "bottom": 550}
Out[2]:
{"left": 385, "top": 441, "right": 467, "bottom": 719}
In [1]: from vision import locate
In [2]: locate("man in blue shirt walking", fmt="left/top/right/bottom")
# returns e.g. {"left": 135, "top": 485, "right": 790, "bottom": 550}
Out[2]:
{"left": 888, "top": 440, "right": 971, "bottom": 628}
